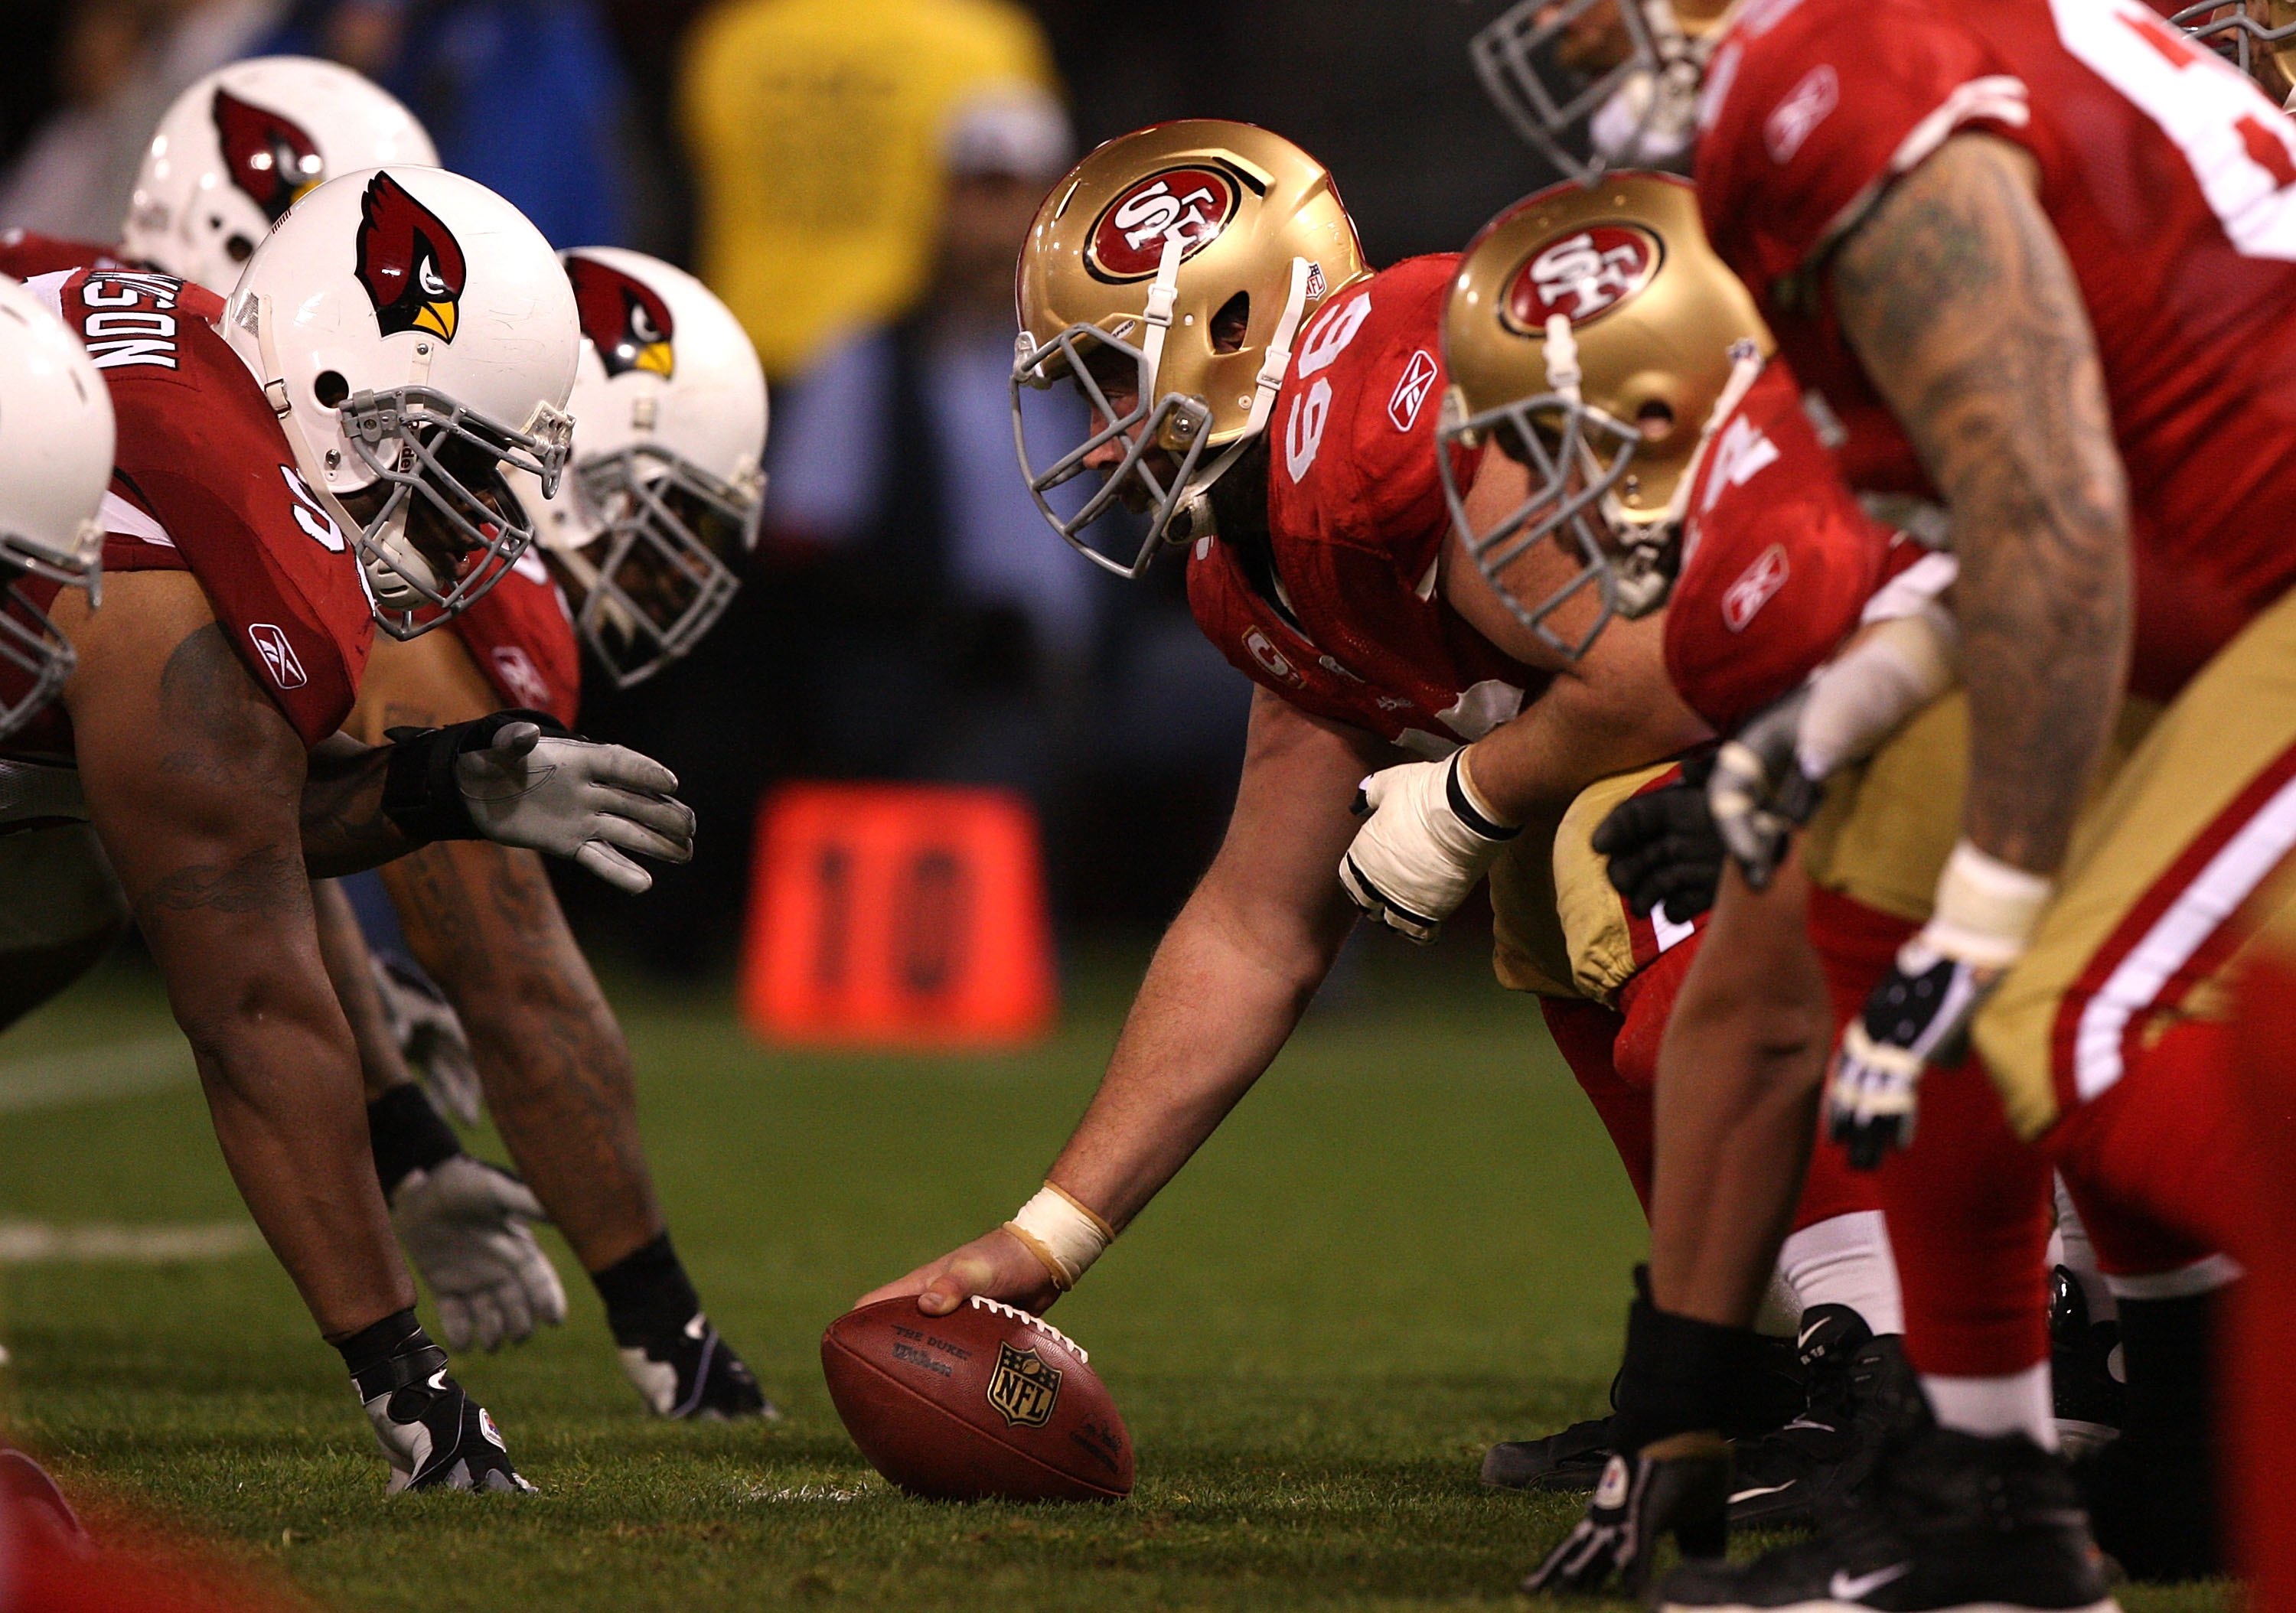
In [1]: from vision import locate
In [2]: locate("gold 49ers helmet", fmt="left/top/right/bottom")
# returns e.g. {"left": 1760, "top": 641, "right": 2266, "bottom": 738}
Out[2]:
{"left": 1473, "top": 0, "right": 1738, "bottom": 184}
{"left": 1013, "top": 119, "right": 1368, "bottom": 577}
{"left": 1439, "top": 171, "right": 1770, "bottom": 658}
{"left": 2167, "top": 1, "right": 2296, "bottom": 103}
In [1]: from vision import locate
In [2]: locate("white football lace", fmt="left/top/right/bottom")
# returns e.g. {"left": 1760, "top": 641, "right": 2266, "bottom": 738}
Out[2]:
{"left": 967, "top": 1295, "right": 1088, "bottom": 1364}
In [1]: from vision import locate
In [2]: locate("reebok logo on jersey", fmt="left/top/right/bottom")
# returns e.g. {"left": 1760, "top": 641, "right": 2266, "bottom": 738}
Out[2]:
{"left": 1388, "top": 350, "right": 1440, "bottom": 432}
{"left": 491, "top": 646, "right": 552, "bottom": 711}
{"left": 1722, "top": 544, "right": 1791, "bottom": 632}
{"left": 247, "top": 624, "right": 308, "bottom": 690}
{"left": 1766, "top": 64, "right": 1839, "bottom": 163}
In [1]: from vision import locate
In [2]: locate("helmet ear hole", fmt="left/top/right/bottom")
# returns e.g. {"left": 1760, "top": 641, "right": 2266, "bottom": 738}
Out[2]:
{"left": 225, "top": 233, "right": 256, "bottom": 263}
{"left": 1210, "top": 291, "right": 1250, "bottom": 354}
{"left": 315, "top": 370, "right": 350, "bottom": 407}
{"left": 1636, "top": 399, "right": 1676, "bottom": 440}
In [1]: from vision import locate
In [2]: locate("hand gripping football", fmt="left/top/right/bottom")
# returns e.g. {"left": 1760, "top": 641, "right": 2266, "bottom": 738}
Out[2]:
{"left": 821, "top": 1295, "right": 1133, "bottom": 1501}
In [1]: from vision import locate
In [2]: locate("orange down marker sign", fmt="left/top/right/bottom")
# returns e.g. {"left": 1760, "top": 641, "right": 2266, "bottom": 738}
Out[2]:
{"left": 741, "top": 783, "right": 1057, "bottom": 1048}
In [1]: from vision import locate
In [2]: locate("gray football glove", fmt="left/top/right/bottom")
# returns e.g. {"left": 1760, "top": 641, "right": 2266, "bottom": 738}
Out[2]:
{"left": 370, "top": 953, "right": 481, "bottom": 1126}
{"left": 391, "top": 1156, "right": 568, "bottom": 1352}
{"left": 455, "top": 722, "right": 696, "bottom": 894}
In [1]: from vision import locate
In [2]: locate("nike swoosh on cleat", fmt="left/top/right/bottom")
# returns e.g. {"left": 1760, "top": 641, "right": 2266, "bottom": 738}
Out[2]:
{"left": 1828, "top": 1563, "right": 1913, "bottom": 1602}
{"left": 1799, "top": 1321, "right": 1826, "bottom": 1349}
{"left": 1730, "top": 1481, "right": 1795, "bottom": 1503}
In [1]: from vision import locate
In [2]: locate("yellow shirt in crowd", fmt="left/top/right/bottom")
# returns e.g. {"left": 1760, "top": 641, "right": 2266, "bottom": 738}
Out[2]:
{"left": 680, "top": 0, "right": 1055, "bottom": 378}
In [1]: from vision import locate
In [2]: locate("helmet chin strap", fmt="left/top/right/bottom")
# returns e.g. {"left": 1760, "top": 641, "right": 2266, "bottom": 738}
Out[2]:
{"left": 1662, "top": 337, "right": 1767, "bottom": 533}
{"left": 1171, "top": 255, "right": 1316, "bottom": 541}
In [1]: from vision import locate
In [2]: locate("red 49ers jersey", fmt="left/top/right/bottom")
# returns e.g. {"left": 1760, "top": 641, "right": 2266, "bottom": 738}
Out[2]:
{"left": 1663, "top": 358, "right": 1899, "bottom": 734}
{"left": 1185, "top": 256, "right": 1546, "bottom": 757}
{"left": 445, "top": 549, "right": 582, "bottom": 729}
{"left": 1695, "top": 0, "right": 2296, "bottom": 697}
{"left": 4, "top": 266, "right": 373, "bottom": 756}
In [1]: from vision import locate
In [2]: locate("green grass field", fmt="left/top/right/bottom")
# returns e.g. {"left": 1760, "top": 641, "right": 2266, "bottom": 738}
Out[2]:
{"left": 0, "top": 949, "right": 2239, "bottom": 1611}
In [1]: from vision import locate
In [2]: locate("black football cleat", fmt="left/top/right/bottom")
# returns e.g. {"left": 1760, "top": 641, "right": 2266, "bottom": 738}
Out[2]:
{"left": 355, "top": 1338, "right": 535, "bottom": 1494}
{"left": 1482, "top": 1413, "right": 1617, "bottom": 1491}
{"left": 2049, "top": 1267, "right": 2125, "bottom": 1461}
{"left": 619, "top": 1311, "right": 781, "bottom": 1422}
{"left": 1728, "top": 1305, "right": 1926, "bottom": 1530}
{"left": 1658, "top": 1426, "right": 2118, "bottom": 1613}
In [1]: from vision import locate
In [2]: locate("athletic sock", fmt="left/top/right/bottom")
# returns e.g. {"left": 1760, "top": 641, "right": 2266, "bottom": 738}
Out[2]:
{"left": 1779, "top": 1210, "right": 1903, "bottom": 1335}
{"left": 1613, "top": 1266, "right": 1749, "bottom": 1451}
{"left": 591, "top": 1231, "right": 701, "bottom": 1349}
{"left": 367, "top": 1082, "right": 461, "bottom": 1198}
{"left": 331, "top": 1307, "right": 426, "bottom": 1377}
{"left": 1922, "top": 1362, "right": 2057, "bottom": 1448}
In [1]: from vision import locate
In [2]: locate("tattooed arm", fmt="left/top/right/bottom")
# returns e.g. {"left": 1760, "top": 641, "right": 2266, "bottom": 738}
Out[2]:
{"left": 349, "top": 627, "right": 665, "bottom": 1272}
{"left": 53, "top": 571, "right": 413, "bottom": 1334}
{"left": 301, "top": 736, "right": 415, "bottom": 877}
{"left": 1828, "top": 133, "right": 2131, "bottom": 875}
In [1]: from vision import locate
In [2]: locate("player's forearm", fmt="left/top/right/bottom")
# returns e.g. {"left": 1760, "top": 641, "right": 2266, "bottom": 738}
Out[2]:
{"left": 380, "top": 839, "right": 663, "bottom": 1267}
{"left": 1045, "top": 875, "right": 1352, "bottom": 1232}
{"left": 301, "top": 737, "right": 420, "bottom": 877}
{"left": 1832, "top": 135, "right": 2130, "bottom": 876}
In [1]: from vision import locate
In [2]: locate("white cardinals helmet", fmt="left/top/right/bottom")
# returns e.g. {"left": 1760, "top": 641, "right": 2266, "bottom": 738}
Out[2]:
{"left": 515, "top": 247, "right": 768, "bottom": 689}
{"left": 0, "top": 275, "right": 115, "bottom": 737}
{"left": 225, "top": 167, "right": 578, "bottom": 639}
{"left": 122, "top": 56, "right": 439, "bottom": 295}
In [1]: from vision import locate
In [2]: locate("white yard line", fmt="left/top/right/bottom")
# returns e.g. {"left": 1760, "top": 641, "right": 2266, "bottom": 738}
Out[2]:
{"left": 0, "top": 1035, "right": 191, "bottom": 1115}
{"left": 0, "top": 1219, "right": 258, "bottom": 1264}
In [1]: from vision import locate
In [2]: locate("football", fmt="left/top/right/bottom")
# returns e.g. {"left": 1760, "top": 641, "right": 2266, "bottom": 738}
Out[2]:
{"left": 820, "top": 1295, "right": 1134, "bottom": 1501}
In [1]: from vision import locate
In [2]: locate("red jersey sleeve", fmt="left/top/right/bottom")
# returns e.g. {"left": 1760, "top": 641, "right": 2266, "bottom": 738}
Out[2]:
{"left": 445, "top": 552, "right": 582, "bottom": 728}
{"left": 1662, "top": 361, "right": 1890, "bottom": 734}
{"left": 1696, "top": 0, "right": 2030, "bottom": 299}
{"left": 0, "top": 230, "right": 123, "bottom": 279}
{"left": 53, "top": 269, "right": 374, "bottom": 748}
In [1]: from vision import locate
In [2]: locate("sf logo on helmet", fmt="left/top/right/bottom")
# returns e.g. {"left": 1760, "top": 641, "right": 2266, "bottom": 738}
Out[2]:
{"left": 1505, "top": 224, "right": 1662, "bottom": 329}
{"left": 354, "top": 172, "right": 468, "bottom": 343}
{"left": 1086, "top": 166, "right": 1241, "bottom": 281}
{"left": 566, "top": 254, "right": 676, "bottom": 379}
{"left": 212, "top": 88, "right": 324, "bottom": 224}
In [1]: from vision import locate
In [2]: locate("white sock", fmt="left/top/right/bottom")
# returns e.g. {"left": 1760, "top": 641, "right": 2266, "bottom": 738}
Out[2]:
{"left": 2052, "top": 1175, "right": 2117, "bottom": 1324}
{"left": 1778, "top": 1211, "right": 1903, "bottom": 1336}
{"left": 1923, "top": 1363, "right": 2057, "bottom": 1448}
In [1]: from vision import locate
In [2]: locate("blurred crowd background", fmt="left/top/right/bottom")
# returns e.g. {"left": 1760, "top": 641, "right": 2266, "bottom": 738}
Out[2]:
{"left": 0, "top": 0, "right": 1557, "bottom": 979}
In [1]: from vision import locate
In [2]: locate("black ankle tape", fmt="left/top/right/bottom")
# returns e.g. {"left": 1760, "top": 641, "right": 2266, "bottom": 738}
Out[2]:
{"left": 592, "top": 1231, "right": 702, "bottom": 1348}
{"left": 368, "top": 1083, "right": 463, "bottom": 1198}
{"left": 1612, "top": 1266, "right": 1750, "bottom": 1452}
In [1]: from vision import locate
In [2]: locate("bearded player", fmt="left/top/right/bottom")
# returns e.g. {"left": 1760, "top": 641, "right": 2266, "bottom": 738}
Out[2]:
{"left": 320, "top": 246, "right": 776, "bottom": 1417}
{"left": 1478, "top": 0, "right": 2296, "bottom": 1604}
{"left": 846, "top": 128, "right": 1910, "bottom": 1448}
{"left": 5, "top": 166, "right": 695, "bottom": 1492}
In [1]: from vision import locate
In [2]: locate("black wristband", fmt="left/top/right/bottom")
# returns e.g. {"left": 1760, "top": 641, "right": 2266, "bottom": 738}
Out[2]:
{"left": 591, "top": 1231, "right": 703, "bottom": 1349}
{"left": 380, "top": 708, "right": 574, "bottom": 846}
{"left": 368, "top": 1082, "right": 463, "bottom": 1198}
{"left": 1445, "top": 752, "right": 1521, "bottom": 842}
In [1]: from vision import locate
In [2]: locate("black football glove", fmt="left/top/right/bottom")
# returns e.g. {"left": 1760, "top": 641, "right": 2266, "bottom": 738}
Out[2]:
{"left": 1590, "top": 752, "right": 1724, "bottom": 924}
{"left": 1828, "top": 938, "right": 1993, "bottom": 1169}
{"left": 1522, "top": 1433, "right": 1731, "bottom": 1596}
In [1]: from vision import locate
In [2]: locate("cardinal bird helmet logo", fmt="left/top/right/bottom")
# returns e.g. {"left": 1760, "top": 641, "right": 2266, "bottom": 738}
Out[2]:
{"left": 354, "top": 172, "right": 467, "bottom": 343}
{"left": 212, "top": 88, "right": 325, "bottom": 224}
{"left": 566, "top": 253, "right": 676, "bottom": 379}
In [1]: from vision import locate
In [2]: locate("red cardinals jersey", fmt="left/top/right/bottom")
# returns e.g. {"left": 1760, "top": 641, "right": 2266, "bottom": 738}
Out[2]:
{"left": 1696, "top": 0, "right": 2296, "bottom": 696}
{"left": 446, "top": 549, "right": 582, "bottom": 728}
{"left": 0, "top": 228, "right": 123, "bottom": 279}
{"left": 1186, "top": 256, "right": 1545, "bottom": 757}
{"left": 3, "top": 266, "right": 373, "bottom": 756}
{"left": 1663, "top": 359, "right": 1900, "bottom": 734}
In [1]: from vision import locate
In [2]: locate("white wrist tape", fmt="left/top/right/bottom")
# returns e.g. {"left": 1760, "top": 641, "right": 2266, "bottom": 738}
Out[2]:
{"left": 1923, "top": 839, "right": 2054, "bottom": 971}
{"left": 1004, "top": 1182, "right": 1115, "bottom": 1290}
{"left": 1795, "top": 605, "right": 1958, "bottom": 780}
